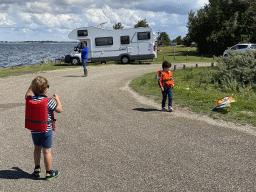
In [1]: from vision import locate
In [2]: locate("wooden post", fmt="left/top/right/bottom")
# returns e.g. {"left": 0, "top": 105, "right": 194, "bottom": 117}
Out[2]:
{"left": 196, "top": 63, "right": 198, "bottom": 68}
{"left": 174, "top": 47, "right": 175, "bottom": 59}
{"left": 183, "top": 64, "right": 186, "bottom": 69}
{"left": 174, "top": 65, "right": 176, "bottom": 71}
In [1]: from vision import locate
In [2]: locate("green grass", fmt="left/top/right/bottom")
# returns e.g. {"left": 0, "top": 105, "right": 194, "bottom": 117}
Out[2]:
{"left": 0, "top": 62, "right": 80, "bottom": 78}
{"left": 130, "top": 66, "right": 256, "bottom": 127}
{"left": 152, "top": 45, "right": 215, "bottom": 64}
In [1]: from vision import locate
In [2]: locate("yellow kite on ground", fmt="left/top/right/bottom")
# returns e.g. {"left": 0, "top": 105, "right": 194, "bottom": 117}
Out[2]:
{"left": 211, "top": 95, "right": 235, "bottom": 110}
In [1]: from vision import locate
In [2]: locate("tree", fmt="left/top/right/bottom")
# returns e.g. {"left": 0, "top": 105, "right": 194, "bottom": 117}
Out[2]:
{"left": 186, "top": 0, "right": 253, "bottom": 55}
{"left": 182, "top": 35, "right": 192, "bottom": 47}
{"left": 245, "top": 0, "right": 256, "bottom": 42}
{"left": 113, "top": 22, "right": 124, "bottom": 29}
{"left": 172, "top": 36, "right": 183, "bottom": 45}
{"left": 134, "top": 19, "right": 150, "bottom": 28}
{"left": 159, "top": 32, "right": 171, "bottom": 46}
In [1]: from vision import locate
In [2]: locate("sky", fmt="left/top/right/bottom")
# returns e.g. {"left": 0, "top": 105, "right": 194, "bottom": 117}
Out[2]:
{"left": 0, "top": 0, "right": 209, "bottom": 42}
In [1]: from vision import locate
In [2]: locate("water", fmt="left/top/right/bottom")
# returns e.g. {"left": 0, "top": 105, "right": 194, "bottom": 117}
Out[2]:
{"left": 0, "top": 43, "right": 77, "bottom": 68}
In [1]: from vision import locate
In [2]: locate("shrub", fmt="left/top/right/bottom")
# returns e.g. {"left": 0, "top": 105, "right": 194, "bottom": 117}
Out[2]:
{"left": 216, "top": 49, "right": 256, "bottom": 91}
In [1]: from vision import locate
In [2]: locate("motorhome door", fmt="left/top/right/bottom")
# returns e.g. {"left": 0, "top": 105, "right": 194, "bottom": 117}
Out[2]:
{"left": 137, "top": 32, "right": 152, "bottom": 55}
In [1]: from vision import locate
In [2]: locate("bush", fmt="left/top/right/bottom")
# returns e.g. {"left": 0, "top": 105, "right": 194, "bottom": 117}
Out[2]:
{"left": 216, "top": 49, "right": 256, "bottom": 91}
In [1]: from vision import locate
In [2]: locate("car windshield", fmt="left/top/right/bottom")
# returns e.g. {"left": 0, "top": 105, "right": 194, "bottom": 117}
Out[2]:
{"left": 250, "top": 45, "right": 256, "bottom": 49}
{"left": 74, "top": 42, "right": 82, "bottom": 51}
{"left": 230, "top": 46, "right": 238, "bottom": 50}
{"left": 237, "top": 45, "right": 248, "bottom": 49}
{"left": 76, "top": 42, "right": 82, "bottom": 49}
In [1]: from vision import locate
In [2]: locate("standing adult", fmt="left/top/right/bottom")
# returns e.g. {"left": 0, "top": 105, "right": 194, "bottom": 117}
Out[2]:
{"left": 80, "top": 41, "right": 89, "bottom": 77}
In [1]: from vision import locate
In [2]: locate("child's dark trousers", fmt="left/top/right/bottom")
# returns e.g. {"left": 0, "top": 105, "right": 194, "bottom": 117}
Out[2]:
{"left": 162, "top": 87, "right": 173, "bottom": 108}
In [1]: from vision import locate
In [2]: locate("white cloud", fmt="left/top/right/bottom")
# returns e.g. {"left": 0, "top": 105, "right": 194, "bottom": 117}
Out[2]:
{"left": 0, "top": 13, "right": 16, "bottom": 26}
{"left": 195, "top": 0, "right": 209, "bottom": 8}
{"left": 82, "top": 6, "right": 144, "bottom": 28}
{"left": 20, "top": 28, "right": 32, "bottom": 33}
{"left": 0, "top": 0, "right": 209, "bottom": 41}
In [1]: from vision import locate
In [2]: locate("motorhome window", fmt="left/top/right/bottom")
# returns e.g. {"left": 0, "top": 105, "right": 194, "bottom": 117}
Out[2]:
{"left": 138, "top": 32, "right": 150, "bottom": 40}
{"left": 95, "top": 37, "right": 113, "bottom": 46}
{"left": 121, "top": 36, "right": 130, "bottom": 44}
{"left": 77, "top": 30, "right": 88, "bottom": 37}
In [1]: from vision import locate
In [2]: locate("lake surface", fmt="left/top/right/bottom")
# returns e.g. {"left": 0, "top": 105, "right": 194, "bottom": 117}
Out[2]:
{"left": 0, "top": 43, "right": 77, "bottom": 68}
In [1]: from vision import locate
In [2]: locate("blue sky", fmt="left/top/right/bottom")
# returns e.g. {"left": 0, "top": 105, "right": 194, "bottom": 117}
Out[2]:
{"left": 0, "top": 0, "right": 209, "bottom": 42}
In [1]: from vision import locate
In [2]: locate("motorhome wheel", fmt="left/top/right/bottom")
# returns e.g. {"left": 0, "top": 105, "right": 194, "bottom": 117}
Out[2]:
{"left": 65, "top": 55, "right": 71, "bottom": 63}
{"left": 121, "top": 56, "right": 130, "bottom": 64}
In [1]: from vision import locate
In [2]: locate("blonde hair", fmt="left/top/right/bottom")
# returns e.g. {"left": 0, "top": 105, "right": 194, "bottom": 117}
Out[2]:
{"left": 31, "top": 76, "right": 49, "bottom": 95}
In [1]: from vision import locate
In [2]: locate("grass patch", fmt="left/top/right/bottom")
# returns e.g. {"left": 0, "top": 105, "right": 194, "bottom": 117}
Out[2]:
{"left": 152, "top": 46, "right": 215, "bottom": 64}
{"left": 0, "top": 63, "right": 81, "bottom": 78}
{"left": 130, "top": 66, "right": 256, "bottom": 126}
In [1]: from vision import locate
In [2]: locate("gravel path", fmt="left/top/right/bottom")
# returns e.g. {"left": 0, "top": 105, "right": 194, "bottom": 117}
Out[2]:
{"left": 0, "top": 63, "right": 255, "bottom": 191}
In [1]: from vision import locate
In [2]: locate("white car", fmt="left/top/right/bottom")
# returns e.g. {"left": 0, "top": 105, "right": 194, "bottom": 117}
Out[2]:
{"left": 223, "top": 43, "right": 256, "bottom": 57}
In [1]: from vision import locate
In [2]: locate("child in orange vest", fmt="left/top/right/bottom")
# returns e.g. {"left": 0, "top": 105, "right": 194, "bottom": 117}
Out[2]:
{"left": 25, "top": 76, "right": 62, "bottom": 180}
{"left": 158, "top": 61, "right": 174, "bottom": 111}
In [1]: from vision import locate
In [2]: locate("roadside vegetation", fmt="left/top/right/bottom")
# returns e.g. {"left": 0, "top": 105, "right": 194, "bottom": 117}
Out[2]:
{"left": 130, "top": 49, "right": 256, "bottom": 126}
{"left": 0, "top": 60, "right": 110, "bottom": 78}
{"left": 151, "top": 45, "right": 214, "bottom": 64}
{"left": 0, "top": 63, "right": 80, "bottom": 78}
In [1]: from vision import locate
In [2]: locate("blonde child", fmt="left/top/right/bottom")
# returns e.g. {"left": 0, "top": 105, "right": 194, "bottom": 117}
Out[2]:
{"left": 25, "top": 76, "right": 62, "bottom": 180}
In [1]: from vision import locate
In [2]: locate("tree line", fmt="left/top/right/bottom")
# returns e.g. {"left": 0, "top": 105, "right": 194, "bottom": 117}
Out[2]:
{"left": 184, "top": 0, "right": 256, "bottom": 55}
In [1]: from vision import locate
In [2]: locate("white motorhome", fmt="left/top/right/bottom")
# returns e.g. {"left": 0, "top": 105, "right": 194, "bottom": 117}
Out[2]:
{"left": 65, "top": 25, "right": 157, "bottom": 64}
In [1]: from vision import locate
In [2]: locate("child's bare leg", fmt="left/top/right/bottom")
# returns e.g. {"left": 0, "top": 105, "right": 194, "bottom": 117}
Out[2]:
{"left": 43, "top": 148, "right": 52, "bottom": 171}
{"left": 34, "top": 146, "right": 42, "bottom": 167}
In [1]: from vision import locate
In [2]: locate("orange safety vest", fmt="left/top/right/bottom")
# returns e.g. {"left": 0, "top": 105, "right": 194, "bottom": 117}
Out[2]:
{"left": 156, "top": 70, "right": 163, "bottom": 87}
{"left": 160, "top": 71, "right": 174, "bottom": 88}
{"left": 25, "top": 96, "right": 56, "bottom": 132}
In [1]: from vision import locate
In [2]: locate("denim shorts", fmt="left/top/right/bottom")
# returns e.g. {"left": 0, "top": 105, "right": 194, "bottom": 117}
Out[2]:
{"left": 31, "top": 130, "right": 53, "bottom": 148}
